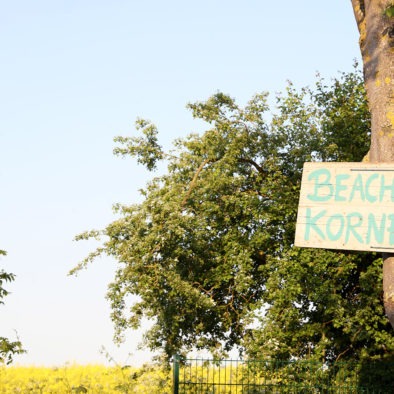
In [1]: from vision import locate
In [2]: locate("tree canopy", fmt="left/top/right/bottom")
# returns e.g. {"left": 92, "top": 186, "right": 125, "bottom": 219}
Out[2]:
{"left": 73, "top": 66, "right": 394, "bottom": 362}
{"left": 0, "top": 249, "right": 25, "bottom": 365}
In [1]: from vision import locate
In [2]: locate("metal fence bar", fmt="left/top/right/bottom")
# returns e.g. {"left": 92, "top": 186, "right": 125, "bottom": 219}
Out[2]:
{"left": 173, "top": 354, "right": 179, "bottom": 394}
{"left": 173, "top": 356, "right": 394, "bottom": 393}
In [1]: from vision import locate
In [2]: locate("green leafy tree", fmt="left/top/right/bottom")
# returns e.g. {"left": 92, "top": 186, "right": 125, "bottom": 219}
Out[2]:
{"left": 73, "top": 67, "right": 393, "bottom": 362}
{"left": 0, "top": 249, "right": 25, "bottom": 365}
{"left": 245, "top": 70, "right": 393, "bottom": 363}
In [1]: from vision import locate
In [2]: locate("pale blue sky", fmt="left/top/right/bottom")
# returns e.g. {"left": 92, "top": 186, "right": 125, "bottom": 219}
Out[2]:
{"left": 1, "top": 1, "right": 361, "bottom": 366}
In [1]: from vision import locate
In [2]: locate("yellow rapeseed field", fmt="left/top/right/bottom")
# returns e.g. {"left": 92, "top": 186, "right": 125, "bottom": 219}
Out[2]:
{"left": 0, "top": 364, "right": 172, "bottom": 393}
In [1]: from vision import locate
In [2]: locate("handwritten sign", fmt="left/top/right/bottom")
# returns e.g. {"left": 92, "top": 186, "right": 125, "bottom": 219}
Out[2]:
{"left": 295, "top": 162, "right": 394, "bottom": 252}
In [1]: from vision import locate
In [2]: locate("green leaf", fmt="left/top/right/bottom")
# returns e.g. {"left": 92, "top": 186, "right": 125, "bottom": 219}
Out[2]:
{"left": 385, "top": 6, "right": 394, "bottom": 17}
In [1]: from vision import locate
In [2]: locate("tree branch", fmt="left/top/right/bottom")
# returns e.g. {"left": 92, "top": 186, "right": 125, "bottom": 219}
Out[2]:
{"left": 239, "top": 158, "right": 265, "bottom": 174}
{"left": 181, "top": 158, "right": 213, "bottom": 207}
{"left": 335, "top": 346, "right": 351, "bottom": 361}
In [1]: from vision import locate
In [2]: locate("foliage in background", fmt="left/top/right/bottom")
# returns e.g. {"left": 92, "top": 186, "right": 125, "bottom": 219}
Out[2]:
{"left": 72, "top": 65, "right": 394, "bottom": 363}
{"left": 0, "top": 250, "right": 25, "bottom": 365}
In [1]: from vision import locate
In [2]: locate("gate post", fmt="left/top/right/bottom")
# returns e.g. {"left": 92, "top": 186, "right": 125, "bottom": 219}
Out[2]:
{"left": 173, "top": 354, "right": 180, "bottom": 394}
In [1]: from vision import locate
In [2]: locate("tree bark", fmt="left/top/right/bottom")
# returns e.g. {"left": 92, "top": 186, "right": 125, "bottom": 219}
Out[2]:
{"left": 351, "top": 0, "right": 394, "bottom": 327}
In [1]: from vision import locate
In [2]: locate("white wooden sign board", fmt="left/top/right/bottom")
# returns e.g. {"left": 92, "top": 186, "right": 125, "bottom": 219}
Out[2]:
{"left": 295, "top": 162, "right": 394, "bottom": 252}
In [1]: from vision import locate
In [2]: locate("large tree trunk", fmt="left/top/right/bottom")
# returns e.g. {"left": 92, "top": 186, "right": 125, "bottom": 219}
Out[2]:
{"left": 351, "top": 0, "right": 394, "bottom": 327}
